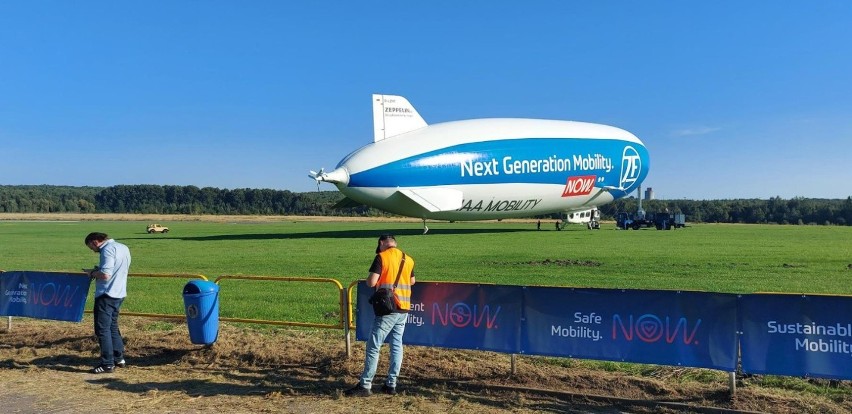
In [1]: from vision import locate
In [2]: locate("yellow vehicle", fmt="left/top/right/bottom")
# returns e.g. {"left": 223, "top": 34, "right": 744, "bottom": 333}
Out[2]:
{"left": 146, "top": 224, "right": 169, "bottom": 234}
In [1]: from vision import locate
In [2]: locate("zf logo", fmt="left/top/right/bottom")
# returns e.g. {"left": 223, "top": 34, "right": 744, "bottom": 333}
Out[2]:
{"left": 620, "top": 146, "right": 642, "bottom": 189}
{"left": 562, "top": 175, "right": 596, "bottom": 197}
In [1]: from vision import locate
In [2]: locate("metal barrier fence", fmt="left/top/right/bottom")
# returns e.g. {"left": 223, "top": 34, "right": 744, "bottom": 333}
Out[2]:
{"left": 83, "top": 272, "right": 209, "bottom": 320}
{"left": 8, "top": 270, "right": 849, "bottom": 396}
{"left": 345, "top": 280, "right": 360, "bottom": 355}
{"left": 214, "top": 275, "right": 345, "bottom": 329}
{"left": 0, "top": 271, "right": 208, "bottom": 327}
{"left": 214, "top": 275, "right": 350, "bottom": 354}
{"left": 1, "top": 271, "right": 358, "bottom": 355}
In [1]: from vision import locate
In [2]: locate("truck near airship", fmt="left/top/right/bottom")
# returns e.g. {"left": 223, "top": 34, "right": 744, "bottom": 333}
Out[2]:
{"left": 310, "top": 94, "right": 649, "bottom": 232}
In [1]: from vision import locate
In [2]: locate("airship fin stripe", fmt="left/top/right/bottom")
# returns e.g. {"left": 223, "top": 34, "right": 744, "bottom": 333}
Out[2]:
{"left": 396, "top": 188, "right": 464, "bottom": 212}
{"left": 373, "top": 94, "right": 428, "bottom": 142}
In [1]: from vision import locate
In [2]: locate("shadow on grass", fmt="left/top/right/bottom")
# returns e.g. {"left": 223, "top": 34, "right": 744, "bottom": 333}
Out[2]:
{"left": 85, "top": 363, "right": 348, "bottom": 398}
{"left": 125, "top": 227, "right": 542, "bottom": 241}
{"left": 88, "top": 367, "right": 624, "bottom": 414}
{"left": 3, "top": 331, "right": 196, "bottom": 374}
{"left": 24, "top": 347, "right": 195, "bottom": 373}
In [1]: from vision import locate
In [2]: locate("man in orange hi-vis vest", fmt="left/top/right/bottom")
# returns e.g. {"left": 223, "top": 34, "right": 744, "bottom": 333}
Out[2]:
{"left": 345, "top": 234, "right": 415, "bottom": 397}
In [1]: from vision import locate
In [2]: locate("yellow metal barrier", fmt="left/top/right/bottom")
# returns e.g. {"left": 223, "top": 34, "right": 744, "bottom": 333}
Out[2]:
{"left": 127, "top": 273, "right": 208, "bottom": 281}
{"left": 84, "top": 272, "right": 208, "bottom": 319}
{"left": 4, "top": 270, "right": 356, "bottom": 355}
{"left": 344, "top": 280, "right": 362, "bottom": 356}
{"left": 346, "top": 280, "right": 361, "bottom": 329}
{"left": 214, "top": 275, "right": 346, "bottom": 330}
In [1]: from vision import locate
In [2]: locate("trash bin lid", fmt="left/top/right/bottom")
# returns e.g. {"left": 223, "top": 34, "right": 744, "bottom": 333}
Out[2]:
{"left": 183, "top": 280, "right": 219, "bottom": 294}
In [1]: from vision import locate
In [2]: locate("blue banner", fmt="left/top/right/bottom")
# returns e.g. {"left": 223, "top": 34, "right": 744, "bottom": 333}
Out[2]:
{"left": 354, "top": 282, "right": 849, "bottom": 378}
{"left": 0, "top": 271, "right": 92, "bottom": 322}
{"left": 520, "top": 288, "right": 738, "bottom": 371}
{"left": 356, "top": 282, "right": 522, "bottom": 353}
{"left": 740, "top": 294, "right": 852, "bottom": 380}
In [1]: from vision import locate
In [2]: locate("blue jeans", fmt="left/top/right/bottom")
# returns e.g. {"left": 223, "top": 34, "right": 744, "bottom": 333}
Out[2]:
{"left": 359, "top": 312, "right": 408, "bottom": 389}
{"left": 94, "top": 294, "right": 124, "bottom": 367}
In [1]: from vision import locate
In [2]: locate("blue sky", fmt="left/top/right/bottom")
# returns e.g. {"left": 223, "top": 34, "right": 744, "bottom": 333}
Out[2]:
{"left": 1, "top": 2, "right": 850, "bottom": 200}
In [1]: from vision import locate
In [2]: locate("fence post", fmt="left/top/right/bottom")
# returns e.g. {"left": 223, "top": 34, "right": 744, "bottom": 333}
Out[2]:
{"left": 342, "top": 287, "right": 351, "bottom": 358}
{"left": 728, "top": 371, "right": 736, "bottom": 396}
{"left": 0, "top": 272, "right": 7, "bottom": 332}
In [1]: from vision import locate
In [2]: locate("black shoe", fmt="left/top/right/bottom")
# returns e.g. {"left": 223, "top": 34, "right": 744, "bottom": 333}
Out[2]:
{"left": 344, "top": 385, "right": 372, "bottom": 397}
{"left": 381, "top": 384, "right": 397, "bottom": 395}
{"left": 92, "top": 365, "right": 114, "bottom": 374}
{"left": 116, "top": 359, "right": 126, "bottom": 368}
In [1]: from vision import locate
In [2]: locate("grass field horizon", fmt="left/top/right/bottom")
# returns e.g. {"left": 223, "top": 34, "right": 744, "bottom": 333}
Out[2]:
{"left": 2, "top": 215, "right": 850, "bottom": 324}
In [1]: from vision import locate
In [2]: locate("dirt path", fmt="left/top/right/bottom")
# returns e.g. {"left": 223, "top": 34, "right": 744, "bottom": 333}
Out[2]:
{"left": 2, "top": 317, "right": 849, "bottom": 413}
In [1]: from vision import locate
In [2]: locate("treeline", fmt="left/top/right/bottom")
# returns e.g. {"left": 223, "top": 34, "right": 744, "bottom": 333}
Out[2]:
{"left": 0, "top": 185, "right": 383, "bottom": 217}
{"left": 92, "top": 185, "right": 381, "bottom": 216}
{"left": 1, "top": 185, "right": 851, "bottom": 225}
{"left": 0, "top": 185, "right": 100, "bottom": 213}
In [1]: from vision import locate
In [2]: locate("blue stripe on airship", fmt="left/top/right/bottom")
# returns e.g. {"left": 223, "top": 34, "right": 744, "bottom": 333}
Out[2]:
{"left": 347, "top": 138, "right": 649, "bottom": 190}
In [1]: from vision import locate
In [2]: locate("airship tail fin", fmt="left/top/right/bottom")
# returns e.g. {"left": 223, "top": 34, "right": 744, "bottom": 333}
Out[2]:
{"left": 373, "top": 94, "right": 428, "bottom": 142}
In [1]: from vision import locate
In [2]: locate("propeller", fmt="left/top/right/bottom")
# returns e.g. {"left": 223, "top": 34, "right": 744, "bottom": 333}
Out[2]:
{"left": 308, "top": 168, "right": 325, "bottom": 191}
{"left": 307, "top": 167, "right": 348, "bottom": 187}
{"left": 308, "top": 168, "right": 326, "bottom": 180}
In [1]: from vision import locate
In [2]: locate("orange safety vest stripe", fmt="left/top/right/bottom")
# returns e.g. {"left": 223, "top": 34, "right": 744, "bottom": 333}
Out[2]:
{"left": 376, "top": 247, "right": 415, "bottom": 311}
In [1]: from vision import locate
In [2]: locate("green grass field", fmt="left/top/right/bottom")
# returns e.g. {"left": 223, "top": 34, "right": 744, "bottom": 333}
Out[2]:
{"left": 1, "top": 219, "right": 850, "bottom": 324}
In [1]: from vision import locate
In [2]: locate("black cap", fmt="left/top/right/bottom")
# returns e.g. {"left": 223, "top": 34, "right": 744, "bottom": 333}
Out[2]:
{"left": 376, "top": 234, "right": 395, "bottom": 253}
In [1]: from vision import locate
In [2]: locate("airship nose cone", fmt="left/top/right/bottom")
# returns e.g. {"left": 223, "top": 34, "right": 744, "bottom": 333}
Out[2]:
{"left": 324, "top": 167, "right": 350, "bottom": 186}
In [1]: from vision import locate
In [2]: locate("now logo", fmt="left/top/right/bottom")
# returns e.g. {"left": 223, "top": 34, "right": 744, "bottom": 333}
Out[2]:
{"left": 562, "top": 175, "right": 596, "bottom": 197}
{"left": 432, "top": 302, "right": 501, "bottom": 329}
{"left": 30, "top": 282, "right": 82, "bottom": 308}
{"left": 612, "top": 313, "right": 702, "bottom": 345}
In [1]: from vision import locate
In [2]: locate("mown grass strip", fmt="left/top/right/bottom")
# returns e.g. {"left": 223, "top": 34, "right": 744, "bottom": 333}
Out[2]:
{"left": 1, "top": 219, "right": 850, "bottom": 324}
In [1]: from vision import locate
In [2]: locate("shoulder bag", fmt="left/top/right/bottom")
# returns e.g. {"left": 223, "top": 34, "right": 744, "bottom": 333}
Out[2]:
{"left": 368, "top": 253, "right": 406, "bottom": 316}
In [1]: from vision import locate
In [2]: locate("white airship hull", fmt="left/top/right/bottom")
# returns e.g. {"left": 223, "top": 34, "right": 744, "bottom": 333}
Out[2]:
{"left": 313, "top": 95, "right": 649, "bottom": 222}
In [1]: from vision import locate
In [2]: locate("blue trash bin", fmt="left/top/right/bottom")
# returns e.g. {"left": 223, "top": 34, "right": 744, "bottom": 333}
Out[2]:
{"left": 182, "top": 280, "right": 220, "bottom": 345}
